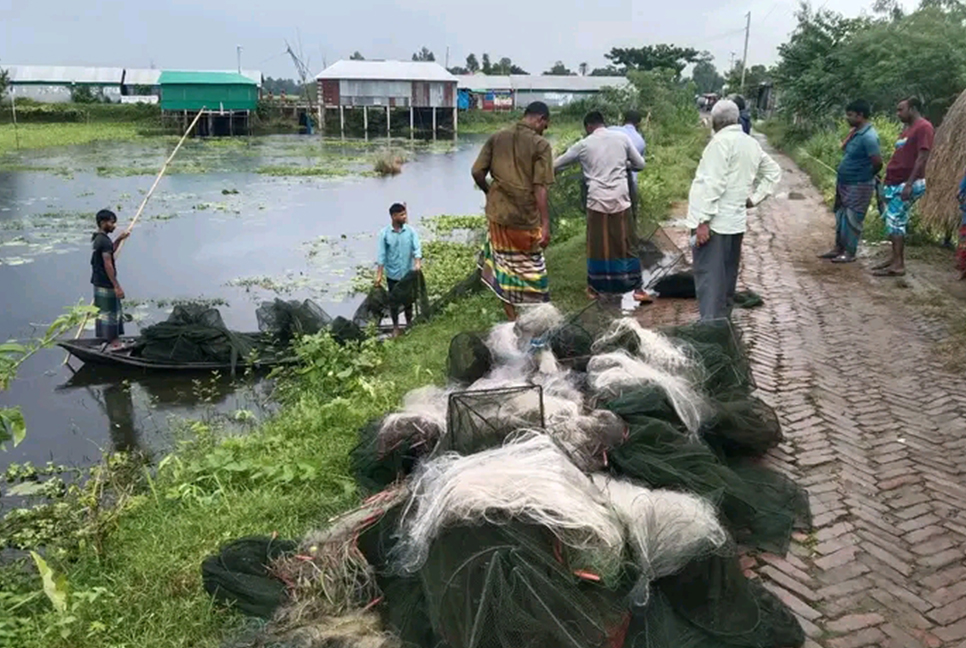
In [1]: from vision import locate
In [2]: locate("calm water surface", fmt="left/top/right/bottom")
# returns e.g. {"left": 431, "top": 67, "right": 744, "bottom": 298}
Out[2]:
{"left": 0, "top": 134, "right": 487, "bottom": 471}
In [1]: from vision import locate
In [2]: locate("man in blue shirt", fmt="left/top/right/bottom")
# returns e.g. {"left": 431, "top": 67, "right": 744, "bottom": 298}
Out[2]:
{"left": 819, "top": 100, "right": 883, "bottom": 263}
{"left": 609, "top": 111, "right": 646, "bottom": 204}
{"left": 375, "top": 202, "right": 422, "bottom": 337}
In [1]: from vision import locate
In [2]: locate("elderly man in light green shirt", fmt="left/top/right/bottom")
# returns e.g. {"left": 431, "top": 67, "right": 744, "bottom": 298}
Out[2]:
{"left": 686, "top": 99, "right": 782, "bottom": 320}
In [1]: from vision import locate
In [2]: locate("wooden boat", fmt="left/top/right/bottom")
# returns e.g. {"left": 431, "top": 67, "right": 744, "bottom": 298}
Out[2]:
{"left": 58, "top": 337, "right": 295, "bottom": 372}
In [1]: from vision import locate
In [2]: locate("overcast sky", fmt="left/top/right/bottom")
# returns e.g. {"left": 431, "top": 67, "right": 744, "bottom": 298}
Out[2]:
{"left": 1, "top": 0, "right": 897, "bottom": 79}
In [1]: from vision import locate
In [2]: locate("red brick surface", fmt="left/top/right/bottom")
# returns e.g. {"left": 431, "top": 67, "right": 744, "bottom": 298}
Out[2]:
{"left": 635, "top": 141, "right": 966, "bottom": 648}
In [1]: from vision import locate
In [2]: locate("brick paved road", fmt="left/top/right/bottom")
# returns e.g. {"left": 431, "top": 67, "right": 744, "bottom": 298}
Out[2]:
{"left": 640, "top": 141, "right": 966, "bottom": 648}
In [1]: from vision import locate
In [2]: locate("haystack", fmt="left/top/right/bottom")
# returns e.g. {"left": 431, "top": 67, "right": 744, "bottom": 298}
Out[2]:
{"left": 920, "top": 87, "right": 966, "bottom": 234}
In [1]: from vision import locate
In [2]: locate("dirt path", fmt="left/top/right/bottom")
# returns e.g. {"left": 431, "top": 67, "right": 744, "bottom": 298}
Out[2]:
{"left": 640, "top": 140, "right": 966, "bottom": 648}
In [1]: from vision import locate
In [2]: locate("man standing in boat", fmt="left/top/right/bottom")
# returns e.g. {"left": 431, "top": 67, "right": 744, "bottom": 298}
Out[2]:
{"left": 91, "top": 209, "right": 129, "bottom": 350}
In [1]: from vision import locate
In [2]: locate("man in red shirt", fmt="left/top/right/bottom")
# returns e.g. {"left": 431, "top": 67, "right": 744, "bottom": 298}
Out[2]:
{"left": 873, "top": 97, "right": 934, "bottom": 277}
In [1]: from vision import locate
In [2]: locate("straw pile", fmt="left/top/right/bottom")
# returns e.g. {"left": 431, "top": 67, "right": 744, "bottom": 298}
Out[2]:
{"left": 920, "top": 87, "right": 966, "bottom": 234}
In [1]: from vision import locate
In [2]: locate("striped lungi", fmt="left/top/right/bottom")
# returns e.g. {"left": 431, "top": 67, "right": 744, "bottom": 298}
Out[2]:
{"left": 833, "top": 181, "right": 876, "bottom": 257}
{"left": 478, "top": 221, "right": 549, "bottom": 305}
{"left": 93, "top": 286, "right": 124, "bottom": 341}
{"left": 586, "top": 208, "right": 642, "bottom": 294}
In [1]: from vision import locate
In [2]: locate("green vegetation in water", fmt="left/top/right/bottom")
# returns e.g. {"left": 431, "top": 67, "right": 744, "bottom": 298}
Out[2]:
{"left": 0, "top": 123, "right": 149, "bottom": 156}
{"left": 0, "top": 70, "right": 708, "bottom": 648}
{"left": 421, "top": 214, "right": 487, "bottom": 236}
{"left": 256, "top": 165, "right": 354, "bottom": 177}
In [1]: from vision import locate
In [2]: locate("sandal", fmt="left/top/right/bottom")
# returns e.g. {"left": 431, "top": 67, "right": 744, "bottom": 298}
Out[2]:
{"left": 830, "top": 254, "right": 856, "bottom": 264}
{"left": 817, "top": 250, "right": 842, "bottom": 259}
{"left": 632, "top": 290, "right": 653, "bottom": 304}
{"left": 872, "top": 267, "right": 905, "bottom": 277}
{"left": 870, "top": 259, "right": 893, "bottom": 271}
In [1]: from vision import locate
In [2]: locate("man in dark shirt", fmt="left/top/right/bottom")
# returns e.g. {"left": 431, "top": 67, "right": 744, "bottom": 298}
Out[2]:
{"left": 818, "top": 100, "right": 882, "bottom": 263}
{"left": 472, "top": 101, "right": 554, "bottom": 321}
{"left": 732, "top": 95, "right": 752, "bottom": 135}
{"left": 91, "top": 209, "right": 129, "bottom": 348}
{"left": 873, "top": 97, "right": 934, "bottom": 277}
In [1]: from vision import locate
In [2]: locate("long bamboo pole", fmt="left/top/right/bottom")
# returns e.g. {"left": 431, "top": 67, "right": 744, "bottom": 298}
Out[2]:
{"left": 64, "top": 108, "right": 208, "bottom": 364}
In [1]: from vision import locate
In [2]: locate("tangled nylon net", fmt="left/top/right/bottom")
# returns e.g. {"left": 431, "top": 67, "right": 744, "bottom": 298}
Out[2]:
{"left": 207, "top": 303, "right": 810, "bottom": 648}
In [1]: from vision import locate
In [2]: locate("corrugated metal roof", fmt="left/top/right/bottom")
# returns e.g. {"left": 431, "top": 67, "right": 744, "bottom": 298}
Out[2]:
{"left": 158, "top": 71, "right": 258, "bottom": 85}
{"left": 458, "top": 75, "right": 512, "bottom": 90}
{"left": 316, "top": 60, "right": 456, "bottom": 83}
{"left": 6, "top": 66, "right": 262, "bottom": 87}
{"left": 510, "top": 75, "right": 629, "bottom": 92}
{"left": 123, "top": 69, "right": 162, "bottom": 86}
{"left": 457, "top": 74, "right": 629, "bottom": 93}
{"left": 7, "top": 65, "right": 125, "bottom": 85}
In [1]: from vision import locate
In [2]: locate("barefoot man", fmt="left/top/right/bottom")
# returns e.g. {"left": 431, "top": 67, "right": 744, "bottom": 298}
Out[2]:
{"left": 91, "top": 209, "right": 129, "bottom": 350}
{"left": 472, "top": 102, "right": 554, "bottom": 321}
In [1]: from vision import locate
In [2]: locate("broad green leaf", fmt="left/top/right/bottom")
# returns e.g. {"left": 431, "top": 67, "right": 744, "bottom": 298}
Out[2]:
{"left": 29, "top": 551, "right": 69, "bottom": 613}
{"left": 6, "top": 480, "right": 47, "bottom": 497}
{"left": 0, "top": 342, "right": 28, "bottom": 355}
{"left": 0, "top": 408, "right": 27, "bottom": 447}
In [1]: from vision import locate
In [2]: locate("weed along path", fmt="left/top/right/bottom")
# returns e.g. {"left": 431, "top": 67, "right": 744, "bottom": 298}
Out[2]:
{"left": 639, "top": 137, "right": 966, "bottom": 648}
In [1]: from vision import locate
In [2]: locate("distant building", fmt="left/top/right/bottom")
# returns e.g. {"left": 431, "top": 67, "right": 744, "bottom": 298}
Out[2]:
{"left": 315, "top": 60, "right": 459, "bottom": 136}
{"left": 158, "top": 71, "right": 259, "bottom": 135}
{"left": 3, "top": 65, "right": 262, "bottom": 104}
{"left": 457, "top": 74, "right": 630, "bottom": 110}
{"left": 458, "top": 76, "right": 513, "bottom": 111}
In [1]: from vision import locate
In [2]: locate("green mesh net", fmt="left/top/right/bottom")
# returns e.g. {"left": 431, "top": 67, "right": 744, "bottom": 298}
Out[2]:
{"left": 208, "top": 301, "right": 811, "bottom": 648}
{"left": 446, "top": 333, "right": 493, "bottom": 385}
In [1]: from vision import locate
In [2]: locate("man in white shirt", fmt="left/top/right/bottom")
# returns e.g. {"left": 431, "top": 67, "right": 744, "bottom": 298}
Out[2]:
{"left": 686, "top": 99, "right": 782, "bottom": 320}
{"left": 555, "top": 111, "right": 647, "bottom": 300}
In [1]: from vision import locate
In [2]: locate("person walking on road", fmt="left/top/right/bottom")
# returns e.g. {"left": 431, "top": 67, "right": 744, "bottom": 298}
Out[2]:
{"left": 818, "top": 100, "right": 883, "bottom": 264}
{"left": 472, "top": 102, "right": 555, "bottom": 321}
{"left": 686, "top": 99, "right": 782, "bottom": 320}
{"left": 872, "top": 97, "right": 934, "bottom": 277}
{"left": 555, "top": 111, "right": 647, "bottom": 301}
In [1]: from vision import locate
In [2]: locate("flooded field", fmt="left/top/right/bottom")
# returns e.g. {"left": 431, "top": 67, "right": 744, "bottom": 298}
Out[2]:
{"left": 0, "top": 134, "right": 486, "bottom": 471}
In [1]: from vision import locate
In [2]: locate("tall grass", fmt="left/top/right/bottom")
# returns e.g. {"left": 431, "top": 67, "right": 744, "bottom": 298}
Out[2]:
{"left": 760, "top": 116, "right": 908, "bottom": 243}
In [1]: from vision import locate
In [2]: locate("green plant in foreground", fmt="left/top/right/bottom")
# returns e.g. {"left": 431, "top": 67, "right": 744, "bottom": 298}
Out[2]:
{"left": 0, "top": 303, "right": 98, "bottom": 447}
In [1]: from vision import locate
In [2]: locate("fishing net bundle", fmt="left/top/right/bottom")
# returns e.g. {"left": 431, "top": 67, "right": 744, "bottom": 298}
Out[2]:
{"left": 587, "top": 351, "right": 709, "bottom": 437}
{"left": 270, "top": 487, "right": 409, "bottom": 627}
{"left": 352, "top": 271, "right": 433, "bottom": 330}
{"left": 446, "top": 333, "right": 492, "bottom": 384}
{"left": 593, "top": 319, "right": 699, "bottom": 375}
{"left": 393, "top": 433, "right": 625, "bottom": 580}
{"left": 210, "top": 300, "right": 811, "bottom": 648}
{"left": 626, "top": 553, "right": 804, "bottom": 648}
{"left": 257, "top": 299, "right": 333, "bottom": 345}
{"left": 140, "top": 304, "right": 259, "bottom": 367}
{"left": 591, "top": 475, "right": 727, "bottom": 607}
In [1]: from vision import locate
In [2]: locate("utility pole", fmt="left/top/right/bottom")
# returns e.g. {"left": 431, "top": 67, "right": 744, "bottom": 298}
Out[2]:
{"left": 237, "top": 45, "right": 243, "bottom": 74}
{"left": 445, "top": 46, "right": 450, "bottom": 69}
{"left": 739, "top": 11, "right": 751, "bottom": 92}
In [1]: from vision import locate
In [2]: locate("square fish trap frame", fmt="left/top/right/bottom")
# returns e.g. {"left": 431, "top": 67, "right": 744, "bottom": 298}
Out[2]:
{"left": 442, "top": 386, "right": 546, "bottom": 456}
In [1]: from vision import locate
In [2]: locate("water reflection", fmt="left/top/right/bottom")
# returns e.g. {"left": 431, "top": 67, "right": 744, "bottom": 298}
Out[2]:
{"left": 102, "top": 383, "right": 138, "bottom": 454}
{"left": 2, "top": 135, "right": 487, "bottom": 471}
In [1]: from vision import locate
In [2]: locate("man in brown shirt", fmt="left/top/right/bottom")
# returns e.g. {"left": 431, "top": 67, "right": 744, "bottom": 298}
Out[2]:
{"left": 472, "top": 102, "right": 554, "bottom": 321}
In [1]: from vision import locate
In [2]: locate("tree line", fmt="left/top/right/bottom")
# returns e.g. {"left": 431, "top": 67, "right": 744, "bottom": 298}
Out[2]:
{"left": 772, "top": 0, "right": 966, "bottom": 125}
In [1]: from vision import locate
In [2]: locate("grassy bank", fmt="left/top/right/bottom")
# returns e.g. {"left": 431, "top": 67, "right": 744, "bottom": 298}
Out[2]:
{"left": 1, "top": 101, "right": 706, "bottom": 648}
